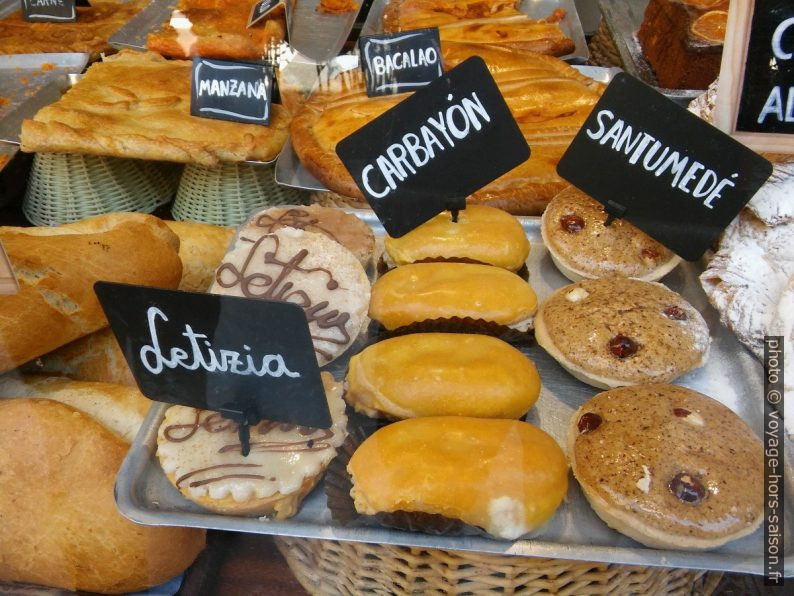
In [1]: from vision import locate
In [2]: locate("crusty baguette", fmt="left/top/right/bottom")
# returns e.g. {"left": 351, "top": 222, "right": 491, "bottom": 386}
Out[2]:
{"left": 0, "top": 374, "right": 148, "bottom": 442}
{"left": 0, "top": 213, "right": 182, "bottom": 373}
{"left": 0, "top": 398, "right": 205, "bottom": 593}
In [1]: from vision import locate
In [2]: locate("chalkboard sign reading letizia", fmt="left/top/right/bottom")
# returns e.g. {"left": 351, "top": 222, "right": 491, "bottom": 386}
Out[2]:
{"left": 558, "top": 73, "right": 772, "bottom": 262}
{"left": 190, "top": 58, "right": 274, "bottom": 126}
{"left": 94, "top": 282, "right": 332, "bottom": 433}
{"left": 21, "top": 0, "right": 76, "bottom": 22}
{"left": 336, "top": 56, "right": 529, "bottom": 237}
{"left": 358, "top": 29, "right": 443, "bottom": 97}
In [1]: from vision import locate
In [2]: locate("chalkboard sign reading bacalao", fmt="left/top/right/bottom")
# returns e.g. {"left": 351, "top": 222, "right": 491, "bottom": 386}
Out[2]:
{"left": 558, "top": 73, "right": 772, "bottom": 261}
{"left": 336, "top": 56, "right": 529, "bottom": 237}
{"left": 94, "top": 282, "right": 332, "bottom": 430}
{"left": 358, "top": 29, "right": 443, "bottom": 97}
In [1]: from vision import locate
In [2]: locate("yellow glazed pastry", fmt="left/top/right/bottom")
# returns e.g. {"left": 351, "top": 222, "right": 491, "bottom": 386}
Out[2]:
{"left": 569, "top": 384, "right": 763, "bottom": 550}
{"left": 348, "top": 416, "right": 568, "bottom": 540}
{"left": 345, "top": 333, "right": 540, "bottom": 419}
{"left": 384, "top": 205, "right": 530, "bottom": 271}
{"left": 368, "top": 262, "right": 537, "bottom": 330}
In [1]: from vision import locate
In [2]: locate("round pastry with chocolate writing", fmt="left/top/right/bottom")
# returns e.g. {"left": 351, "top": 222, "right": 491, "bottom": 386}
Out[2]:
{"left": 348, "top": 416, "right": 568, "bottom": 540}
{"left": 541, "top": 186, "right": 681, "bottom": 282}
{"left": 345, "top": 333, "right": 540, "bottom": 419}
{"left": 240, "top": 205, "right": 375, "bottom": 269}
{"left": 535, "top": 278, "right": 710, "bottom": 388}
{"left": 156, "top": 372, "right": 348, "bottom": 518}
{"left": 368, "top": 262, "right": 537, "bottom": 333}
{"left": 568, "top": 384, "right": 763, "bottom": 550}
{"left": 383, "top": 205, "right": 530, "bottom": 271}
{"left": 211, "top": 227, "right": 371, "bottom": 366}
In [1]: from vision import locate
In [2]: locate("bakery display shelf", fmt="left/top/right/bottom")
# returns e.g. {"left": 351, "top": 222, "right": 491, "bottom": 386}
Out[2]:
{"left": 274, "top": 63, "right": 620, "bottom": 192}
{"left": 116, "top": 211, "right": 793, "bottom": 576}
{"left": 0, "top": 56, "right": 87, "bottom": 144}
{"left": 598, "top": 0, "right": 702, "bottom": 103}
{"left": 0, "top": 141, "right": 17, "bottom": 173}
{"left": 360, "top": 0, "right": 590, "bottom": 64}
{"left": 109, "top": 0, "right": 364, "bottom": 65}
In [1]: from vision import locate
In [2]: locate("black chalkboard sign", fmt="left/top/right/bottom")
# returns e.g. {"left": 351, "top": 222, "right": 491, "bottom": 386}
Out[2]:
{"left": 358, "top": 29, "right": 443, "bottom": 97}
{"left": 94, "top": 282, "right": 332, "bottom": 430}
{"left": 21, "top": 0, "right": 76, "bottom": 22}
{"left": 336, "top": 56, "right": 529, "bottom": 237}
{"left": 558, "top": 73, "right": 772, "bottom": 261}
{"left": 190, "top": 58, "right": 273, "bottom": 125}
{"left": 733, "top": 1, "right": 794, "bottom": 134}
{"left": 248, "top": 0, "right": 290, "bottom": 43}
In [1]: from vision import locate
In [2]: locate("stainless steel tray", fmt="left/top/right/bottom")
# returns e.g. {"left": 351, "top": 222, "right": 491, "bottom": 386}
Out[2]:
{"left": 360, "top": 0, "right": 589, "bottom": 64}
{"left": 116, "top": 211, "right": 793, "bottom": 575}
{"left": 0, "top": 55, "right": 86, "bottom": 144}
{"left": 110, "top": 0, "right": 363, "bottom": 64}
{"left": 274, "top": 64, "right": 621, "bottom": 192}
{"left": 598, "top": 0, "right": 703, "bottom": 103}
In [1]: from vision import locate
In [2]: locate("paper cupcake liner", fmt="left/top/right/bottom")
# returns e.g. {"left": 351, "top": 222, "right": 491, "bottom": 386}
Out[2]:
{"left": 368, "top": 317, "right": 534, "bottom": 345}
{"left": 375, "top": 255, "right": 529, "bottom": 281}
{"left": 324, "top": 420, "right": 485, "bottom": 537}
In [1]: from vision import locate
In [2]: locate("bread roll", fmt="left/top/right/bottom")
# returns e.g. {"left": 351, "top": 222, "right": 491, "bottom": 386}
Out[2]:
{"left": 0, "top": 398, "right": 205, "bottom": 593}
{"left": 0, "top": 213, "right": 182, "bottom": 373}
{"left": 164, "top": 220, "right": 235, "bottom": 292}
{"left": 345, "top": 333, "right": 540, "bottom": 419}
{"left": 0, "top": 374, "right": 149, "bottom": 443}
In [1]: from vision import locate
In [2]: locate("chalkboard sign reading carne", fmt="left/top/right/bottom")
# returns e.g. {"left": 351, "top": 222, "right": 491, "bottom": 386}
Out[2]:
{"left": 190, "top": 58, "right": 274, "bottom": 126}
{"left": 336, "top": 56, "right": 529, "bottom": 238}
{"left": 715, "top": 0, "right": 794, "bottom": 152}
{"left": 358, "top": 29, "right": 443, "bottom": 97}
{"left": 21, "top": 0, "right": 76, "bottom": 22}
{"left": 94, "top": 282, "right": 332, "bottom": 433}
{"left": 558, "top": 73, "right": 772, "bottom": 262}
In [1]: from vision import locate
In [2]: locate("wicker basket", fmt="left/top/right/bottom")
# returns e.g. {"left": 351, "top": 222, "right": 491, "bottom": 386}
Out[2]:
{"left": 172, "top": 162, "right": 308, "bottom": 226}
{"left": 22, "top": 153, "right": 181, "bottom": 226}
{"left": 588, "top": 20, "right": 623, "bottom": 68}
{"left": 275, "top": 538, "right": 723, "bottom": 595}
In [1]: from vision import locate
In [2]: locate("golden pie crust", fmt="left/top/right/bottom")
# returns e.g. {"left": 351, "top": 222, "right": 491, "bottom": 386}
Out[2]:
{"left": 383, "top": 0, "right": 575, "bottom": 57}
{"left": 0, "top": 1, "right": 147, "bottom": 59}
{"left": 290, "top": 43, "right": 604, "bottom": 214}
{"left": 20, "top": 50, "right": 290, "bottom": 166}
{"left": 146, "top": 0, "right": 287, "bottom": 60}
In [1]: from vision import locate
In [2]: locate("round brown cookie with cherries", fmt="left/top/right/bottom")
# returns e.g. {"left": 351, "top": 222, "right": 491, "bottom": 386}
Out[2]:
{"left": 535, "top": 277, "right": 710, "bottom": 388}
{"left": 541, "top": 186, "right": 680, "bottom": 282}
{"left": 568, "top": 384, "right": 763, "bottom": 550}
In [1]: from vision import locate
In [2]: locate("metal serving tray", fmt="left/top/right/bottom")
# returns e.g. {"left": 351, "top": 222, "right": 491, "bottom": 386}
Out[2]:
{"left": 274, "top": 63, "right": 620, "bottom": 191}
{"left": 116, "top": 211, "right": 793, "bottom": 576}
{"left": 0, "top": 56, "right": 86, "bottom": 144}
{"left": 360, "top": 0, "right": 589, "bottom": 64}
{"left": 598, "top": 0, "right": 704, "bottom": 104}
{"left": 110, "top": 0, "right": 363, "bottom": 64}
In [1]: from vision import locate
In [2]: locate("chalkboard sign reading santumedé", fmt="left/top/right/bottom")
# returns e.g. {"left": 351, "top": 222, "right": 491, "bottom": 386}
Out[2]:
{"left": 336, "top": 56, "right": 529, "bottom": 237}
{"left": 190, "top": 58, "right": 274, "bottom": 126}
{"left": 558, "top": 73, "right": 772, "bottom": 262}
{"left": 358, "top": 29, "right": 443, "bottom": 97}
{"left": 21, "top": 0, "right": 76, "bottom": 22}
{"left": 94, "top": 282, "right": 332, "bottom": 430}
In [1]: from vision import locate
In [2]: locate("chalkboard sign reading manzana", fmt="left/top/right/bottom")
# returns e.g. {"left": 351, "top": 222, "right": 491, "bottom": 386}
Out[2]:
{"left": 94, "top": 282, "right": 332, "bottom": 430}
{"left": 558, "top": 73, "right": 772, "bottom": 262}
{"left": 21, "top": 0, "right": 76, "bottom": 22}
{"left": 190, "top": 58, "right": 274, "bottom": 125}
{"left": 336, "top": 56, "right": 529, "bottom": 237}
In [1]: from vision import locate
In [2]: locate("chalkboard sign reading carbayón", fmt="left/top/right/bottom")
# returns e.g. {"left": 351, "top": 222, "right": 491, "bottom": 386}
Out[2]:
{"left": 21, "top": 0, "right": 76, "bottom": 22}
{"left": 190, "top": 58, "right": 273, "bottom": 126}
{"left": 557, "top": 73, "right": 772, "bottom": 262}
{"left": 358, "top": 29, "right": 443, "bottom": 97}
{"left": 735, "top": 0, "right": 794, "bottom": 134}
{"left": 94, "top": 282, "right": 332, "bottom": 430}
{"left": 336, "top": 56, "right": 530, "bottom": 237}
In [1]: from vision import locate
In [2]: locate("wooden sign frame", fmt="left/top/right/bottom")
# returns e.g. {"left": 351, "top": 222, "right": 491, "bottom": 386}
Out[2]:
{"left": 715, "top": 1, "right": 794, "bottom": 153}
